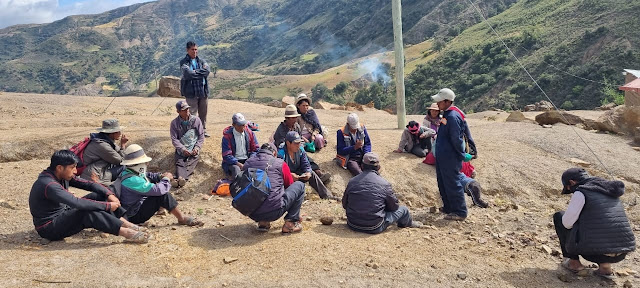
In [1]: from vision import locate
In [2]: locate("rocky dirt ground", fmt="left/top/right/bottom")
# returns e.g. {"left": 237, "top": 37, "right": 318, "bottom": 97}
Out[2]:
{"left": 0, "top": 92, "right": 638, "bottom": 287}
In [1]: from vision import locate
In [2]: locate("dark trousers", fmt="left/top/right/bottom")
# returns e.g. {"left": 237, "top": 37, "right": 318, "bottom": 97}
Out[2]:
{"left": 186, "top": 97, "right": 208, "bottom": 131}
{"left": 300, "top": 170, "right": 331, "bottom": 199}
{"left": 175, "top": 153, "right": 199, "bottom": 180}
{"left": 409, "top": 145, "right": 428, "bottom": 158}
{"left": 553, "top": 211, "right": 627, "bottom": 264}
{"left": 347, "top": 156, "right": 363, "bottom": 176}
{"left": 250, "top": 181, "right": 306, "bottom": 223}
{"left": 37, "top": 208, "right": 123, "bottom": 241}
{"left": 436, "top": 155, "right": 467, "bottom": 217}
{"left": 224, "top": 159, "right": 247, "bottom": 180}
{"left": 126, "top": 193, "right": 179, "bottom": 224}
{"left": 348, "top": 206, "right": 413, "bottom": 234}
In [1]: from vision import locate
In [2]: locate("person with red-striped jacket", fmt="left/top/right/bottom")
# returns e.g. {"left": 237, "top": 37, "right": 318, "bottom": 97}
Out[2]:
{"left": 29, "top": 150, "right": 149, "bottom": 243}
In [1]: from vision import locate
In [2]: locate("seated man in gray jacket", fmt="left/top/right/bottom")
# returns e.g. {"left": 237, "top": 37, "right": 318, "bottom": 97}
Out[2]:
{"left": 80, "top": 119, "right": 128, "bottom": 185}
{"left": 342, "top": 152, "right": 422, "bottom": 234}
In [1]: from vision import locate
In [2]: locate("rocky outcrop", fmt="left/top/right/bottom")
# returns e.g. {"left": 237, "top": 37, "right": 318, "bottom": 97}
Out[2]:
{"left": 535, "top": 111, "right": 584, "bottom": 125}
{"left": 524, "top": 101, "right": 553, "bottom": 112}
{"left": 157, "top": 76, "right": 181, "bottom": 98}
{"left": 583, "top": 106, "right": 640, "bottom": 140}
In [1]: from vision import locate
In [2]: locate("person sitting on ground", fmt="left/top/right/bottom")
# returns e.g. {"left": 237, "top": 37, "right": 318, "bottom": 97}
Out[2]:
{"left": 29, "top": 150, "right": 149, "bottom": 243}
{"left": 553, "top": 168, "right": 635, "bottom": 280}
{"left": 222, "top": 113, "right": 259, "bottom": 179}
{"left": 393, "top": 120, "right": 435, "bottom": 157}
{"left": 342, "top": 152, "right": 423, "bottom": 234}
{"left": 273, "top": 104, "right": 302, "bottom": 147}
{"left": 295, "top": 93, "right": 326, "bottom": 152}
{"left": 114, "top": 144, "right": 203, "bottom": 227}
{"left": 80, "top": 119, "right": 128, "bottom": 185}
{"left": 336, "top": 113, "right": 372, "bottom": 176}
{"left": 278, "top": 131, "right": 338, "bottom": 200}
{"left": 244, "top": 143, "right": 306, "bottom": 234}
{"left": 423, "top": 103, "right": 441, "bottom": 133}
{"left": 170, "top": 100, "right": 205, "bottom": 188}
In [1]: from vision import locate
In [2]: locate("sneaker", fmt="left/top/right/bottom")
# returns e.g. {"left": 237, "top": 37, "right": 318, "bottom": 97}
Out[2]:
{"left": 410, "top": 221, "right": 424, "bottom": 228}
{"left": 444, "top": 214, "right": 466, "bottom": 221}
{"left": 204, "top": 132, "right": 211, "bottom": 138}
{"left": 170, "top": 178, "right": 179, "bottom": 188}
{"left": 177, "top": 177, "right": 186, "bottom": 187}
{"left": 319, "top": 171, "right": 332, "bottom": 184}
{"left": 466, "top": 181, "right": 489, "bottom": 208}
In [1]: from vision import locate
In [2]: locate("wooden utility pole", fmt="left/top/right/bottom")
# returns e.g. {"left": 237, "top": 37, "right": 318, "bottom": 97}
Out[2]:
{"left": 392, "top": 0, "right": 406, "bottom": 129}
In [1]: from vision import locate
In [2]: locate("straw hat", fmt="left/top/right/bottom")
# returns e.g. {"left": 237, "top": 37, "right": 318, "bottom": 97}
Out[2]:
{"left": 427, "top": 103, "right": 439, "bottom": 111}
{"left": 284, "top": 104, "right": 300, "bottom": 118}
{"left": 120, "top": 144, "right": 152, "bottom": 166}
{"left": 296, "top": 93, "right": 312, "bottom": 105}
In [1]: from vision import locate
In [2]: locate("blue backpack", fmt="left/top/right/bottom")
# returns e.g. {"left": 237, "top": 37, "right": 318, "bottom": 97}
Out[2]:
{"left": 229, "top": 159, "right": 273, "bottom": 216}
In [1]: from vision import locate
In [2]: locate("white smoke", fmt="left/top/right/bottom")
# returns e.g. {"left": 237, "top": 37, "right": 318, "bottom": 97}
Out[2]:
{"left": 358, "top": 58, "right": 391, "bottom": 84}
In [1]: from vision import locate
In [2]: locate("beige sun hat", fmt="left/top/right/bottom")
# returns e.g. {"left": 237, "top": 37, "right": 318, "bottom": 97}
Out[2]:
{"left": 120, "top": 144, "right": 152, "bottom": 166}
{"left": 427, "top": 103, "right": 439, "bottom": 111}
{"left": 296, "top": 93, "right": 312, "bottom": 105}
{"left": 284, "top": 104, "right": 300, "bottom": 118}
{"left": 97, "top": 119, "right": 125, "bottom": 133}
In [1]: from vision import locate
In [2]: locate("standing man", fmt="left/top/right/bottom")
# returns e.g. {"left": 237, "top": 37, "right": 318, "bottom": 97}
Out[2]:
{"left": 222, "top": 113, "right": 260, "bottom": 179}
{"left": 180, "top": 41, "right": 211, "bottom": 138}
{"left": 170, "top": 100, "right": 205, "bottom": 187}
{"left": 432, "top": 88, "right": 473, "bottom": 221}
{"left": 553, "top": 168, "right": 635, "bottom": 279}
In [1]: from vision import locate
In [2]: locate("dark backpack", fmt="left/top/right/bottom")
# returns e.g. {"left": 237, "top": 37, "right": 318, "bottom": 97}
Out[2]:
{"left": 229, "top": 159, "right": 274, "bottom": 216}
{"left": 70, "top": 137, "right": 91, "bottom": 175}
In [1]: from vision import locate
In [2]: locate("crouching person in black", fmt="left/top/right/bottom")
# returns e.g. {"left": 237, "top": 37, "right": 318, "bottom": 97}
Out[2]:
{"left": 29, "top": 150, "right": 149, "bottom": 243}
{"left": 554, "top": 168, "right": 636, "bottom": 279}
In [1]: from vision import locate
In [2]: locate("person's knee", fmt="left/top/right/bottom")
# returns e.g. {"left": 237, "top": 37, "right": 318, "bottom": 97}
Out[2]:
{"left": 415, "top": 150, "right": 427, "bottom": 157}
{"left": 553, "top": 211, "right": 564, "bottom": 224}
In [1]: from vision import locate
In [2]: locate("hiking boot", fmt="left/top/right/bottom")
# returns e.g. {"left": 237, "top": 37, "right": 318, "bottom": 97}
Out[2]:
{"left": 444, "top": 214, "right": 466, "bottom": 221}
{"left": 466, "top": 181, "right": 489, "bottom": 208}
{"left": 204, "top": 132, "right": 211, "bottom": 138}
{"left": 256, "top": 221, "right": 271, "bottom": 232}
{"left": 318, "top": 171, "right": 332, "bottom": 184}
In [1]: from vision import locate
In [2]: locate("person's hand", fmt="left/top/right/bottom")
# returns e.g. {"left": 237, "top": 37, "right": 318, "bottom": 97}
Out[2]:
{"left": 107, "top": 194, "right": 120, "bottom": 205}
{"left": 109, "top": 201, "right": 121, "bottom": 212}
{"left": 355, "top": 140, "right": 364, "bottom": 150}
{"left": 291, "top": 173, "right": 300, "bottom": 181}
{"left": 472, "top": 153, "right": 478, "bottom": 160}
{"left": 299, "top": 173, "right": 311, "bottom": 181}
{"left": 120, "top": 134, "right": 129, "bottom": 147}
{"left": 302, "top": 136, "right": 310, "bottom": 143}
{"left": 393, "top": 149, "right": 403, "bottom": 153}
{"left": 183, "top": 149, "right": 192, "bottom": 157}
{"left": 463, "top": 153, "right": 473, "bottom": 162}
{"left": 237, "top": 162, "right": 244, "bottom": 170}
{"left": 192, "top": 147, "right": 199, "bottom": 155}
{"left": 419, "top": 133, "right": 428, "bottom": 139}
{"left": 311, "top": 135, "right": 316, "bottom": 142}
{"left": 90, "top": 171, "right": 100, "bottom": 183}
{"left": 162, "top": 172, "right": 173, "bottom": 179}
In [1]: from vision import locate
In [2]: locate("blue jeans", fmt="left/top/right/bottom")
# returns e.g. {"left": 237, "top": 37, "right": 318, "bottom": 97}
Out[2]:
{"left": 349, "top": 206, "right": 413, "bottom": 234}
{"left": 250, "top": 181, "right": 306, "bottom": 223}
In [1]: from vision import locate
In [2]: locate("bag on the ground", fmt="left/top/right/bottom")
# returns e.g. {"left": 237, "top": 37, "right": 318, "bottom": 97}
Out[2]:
{"left": 212, "top": 179, "right": 233, "bottom": 196}
{"left": 423, "top": 151, "right": 436, "bottom": 165}
{"left": 229, "top": 159, "right": 274, "bottom": 215}
{"left": 304, "top": 142, "right": 316, "bottom": 153}
{"left": 70, "top": 137, "right": 91, "bottom": 175}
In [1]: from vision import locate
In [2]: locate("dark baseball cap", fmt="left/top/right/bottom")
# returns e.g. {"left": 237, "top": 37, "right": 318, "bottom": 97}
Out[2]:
{"left": 176, "top": 100, "right": 190, "bottom": 111}
{"left": 285, "top": 131, "right": 303, "bottom": 143}
{"left": 561, "top": 167, "right": 590, "bottom": 194}
{"left": 363, "top": 152, "right": 380, "bottom": 166}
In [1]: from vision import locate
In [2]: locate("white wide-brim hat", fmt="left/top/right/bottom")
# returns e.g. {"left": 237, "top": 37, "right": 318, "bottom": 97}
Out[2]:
{"left": 120, "top": 144, "right": 152, "bottom": 166}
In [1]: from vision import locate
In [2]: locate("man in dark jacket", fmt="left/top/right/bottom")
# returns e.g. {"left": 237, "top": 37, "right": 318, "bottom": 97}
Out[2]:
{"left": 180, "top": 41, "right": 211, "bottom": 137}
{"left": 244, "top": 143, "right": 306, "bottom": 233}
{"left": 336, "top": 113, "right": 372, "bottom": 176}
{"left": 554, "top": 168, "right": 636, "bottom": 279}
{"left": 170, "top": 100, "right": 205, "bottom": 186}
{"left": 222, "top": 113, "right": 259, "bottom": 179}
{"left": 29, "top": 150, "right": 148, "bottom": 243}
{"left": 342, "top": 153, "right": 422, "bottom": 234}
{"left": 432, "top": 88, "right": 473, "bottom": 221}
{"left": 277, "top": 131, "right": 336, "bottom": 200}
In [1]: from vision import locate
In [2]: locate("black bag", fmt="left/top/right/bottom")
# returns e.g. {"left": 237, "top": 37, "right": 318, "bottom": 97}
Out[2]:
{"left": 229, "top": 159, "right": 273, "bottom": 216}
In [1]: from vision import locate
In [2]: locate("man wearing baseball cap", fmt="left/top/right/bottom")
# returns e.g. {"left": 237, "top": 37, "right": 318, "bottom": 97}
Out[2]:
{"left": 169, "top": 100, "right": 205, "bottom": 187}
{"left": 553, "top": 168, "right": 635, "bottom": 279}
{"left": 79, "top": 118, "right": 128, "bottom": 185}
{"left": 335, "top": 113, "right": 372, "bottom": 176}
{"left": 342, "top": 152, "right": 422, "bottom": 234}
{"left": 222, "top": 112, "right": 260, "bottom": 179}
{"left": 431, "top": 88, "right": 474, "bottom": 221}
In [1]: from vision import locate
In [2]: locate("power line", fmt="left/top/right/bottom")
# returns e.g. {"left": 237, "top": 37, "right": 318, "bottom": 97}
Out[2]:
{"left": 464, "top": 0, "right": 613, "bottom": 177}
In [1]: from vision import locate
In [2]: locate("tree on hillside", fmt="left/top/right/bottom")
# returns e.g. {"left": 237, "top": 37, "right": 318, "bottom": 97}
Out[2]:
{"left": 287, "top": 87, "right": 303, "bottom": 97}
{"left": 311, "top": 83, "right": 332, "bottom": 101}
{"left": 333, "top": 81, "right": 350, "bottom": 96}
{"left": 354, "top": 82, "right": 393, "bottom": 109}
{"left": 248, "top": 86, "right": 257, "bottom": 102}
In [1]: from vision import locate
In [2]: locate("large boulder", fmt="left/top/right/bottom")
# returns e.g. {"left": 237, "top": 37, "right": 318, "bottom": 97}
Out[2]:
{"left": 535, "top": 101, "right": 553, "bottom": 111}
{"left": 506, "top": 111, "right": 527, "bottom": 122}
{"left": 535, "top": 111, "right": 584, "bottom": 125}
{"left": 281, "top": 96, "right": 295, "bottom": 107}
{"left": 157, "top": 76, "right": 181, "bottom": 98}
{"left": 583, "top": 106, "right": 640, "bottom": 139}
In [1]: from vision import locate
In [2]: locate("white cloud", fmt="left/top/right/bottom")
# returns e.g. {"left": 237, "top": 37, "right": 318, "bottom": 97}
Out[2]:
{"left": 0, "top": 0, "right": 150, "bottom": 29}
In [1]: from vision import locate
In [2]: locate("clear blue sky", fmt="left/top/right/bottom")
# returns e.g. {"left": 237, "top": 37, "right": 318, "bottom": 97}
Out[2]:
{"left": 0, "top": 0, "right": 151, "bottom": 29}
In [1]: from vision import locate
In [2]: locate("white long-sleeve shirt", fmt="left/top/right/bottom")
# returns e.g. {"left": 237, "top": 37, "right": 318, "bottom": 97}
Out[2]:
{"left": 562, "top": 191, "right": 586, "bottom": 229}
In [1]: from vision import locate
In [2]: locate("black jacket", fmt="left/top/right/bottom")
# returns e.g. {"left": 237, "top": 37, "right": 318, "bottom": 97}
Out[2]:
{"left": 342, "top": 170, "right": 399, "bottom": 230}
{"left": 179, "top": 55, "right": 210, "bottom": 99}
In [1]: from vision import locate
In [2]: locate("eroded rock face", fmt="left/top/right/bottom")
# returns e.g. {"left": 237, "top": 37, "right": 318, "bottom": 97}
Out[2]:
{"left": 157, "top": 76, "right": 181, "bottom": 98}
{"left": 534, "top": 111, "right": 584, "bottom": 125}
{"left": 583, "top": 106, "right": 640, "bottom": 140}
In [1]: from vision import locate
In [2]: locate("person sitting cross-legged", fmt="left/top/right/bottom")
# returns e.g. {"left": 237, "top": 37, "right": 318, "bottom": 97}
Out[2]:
{"left": 29, "top": 150, "right": 149, "bottom": 243}
{"left": 222, "top": 113, "right": 260, "bottom": 180}
{"left": 278, "top": 131, "right": 338, "bottom": 200}
{"left": 114, "top": 144, "right": 203, "bottom": 227}
{"left": 342, "top": 152, "right": 423, "bottom": 234}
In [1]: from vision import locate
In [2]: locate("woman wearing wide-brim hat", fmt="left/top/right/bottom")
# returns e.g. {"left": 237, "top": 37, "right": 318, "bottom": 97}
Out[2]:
{"left": 295, "top": 93, "right": 327, "bottom": 152}
{"left": 114, "top": 144, "right": 204, "bottom": 227}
